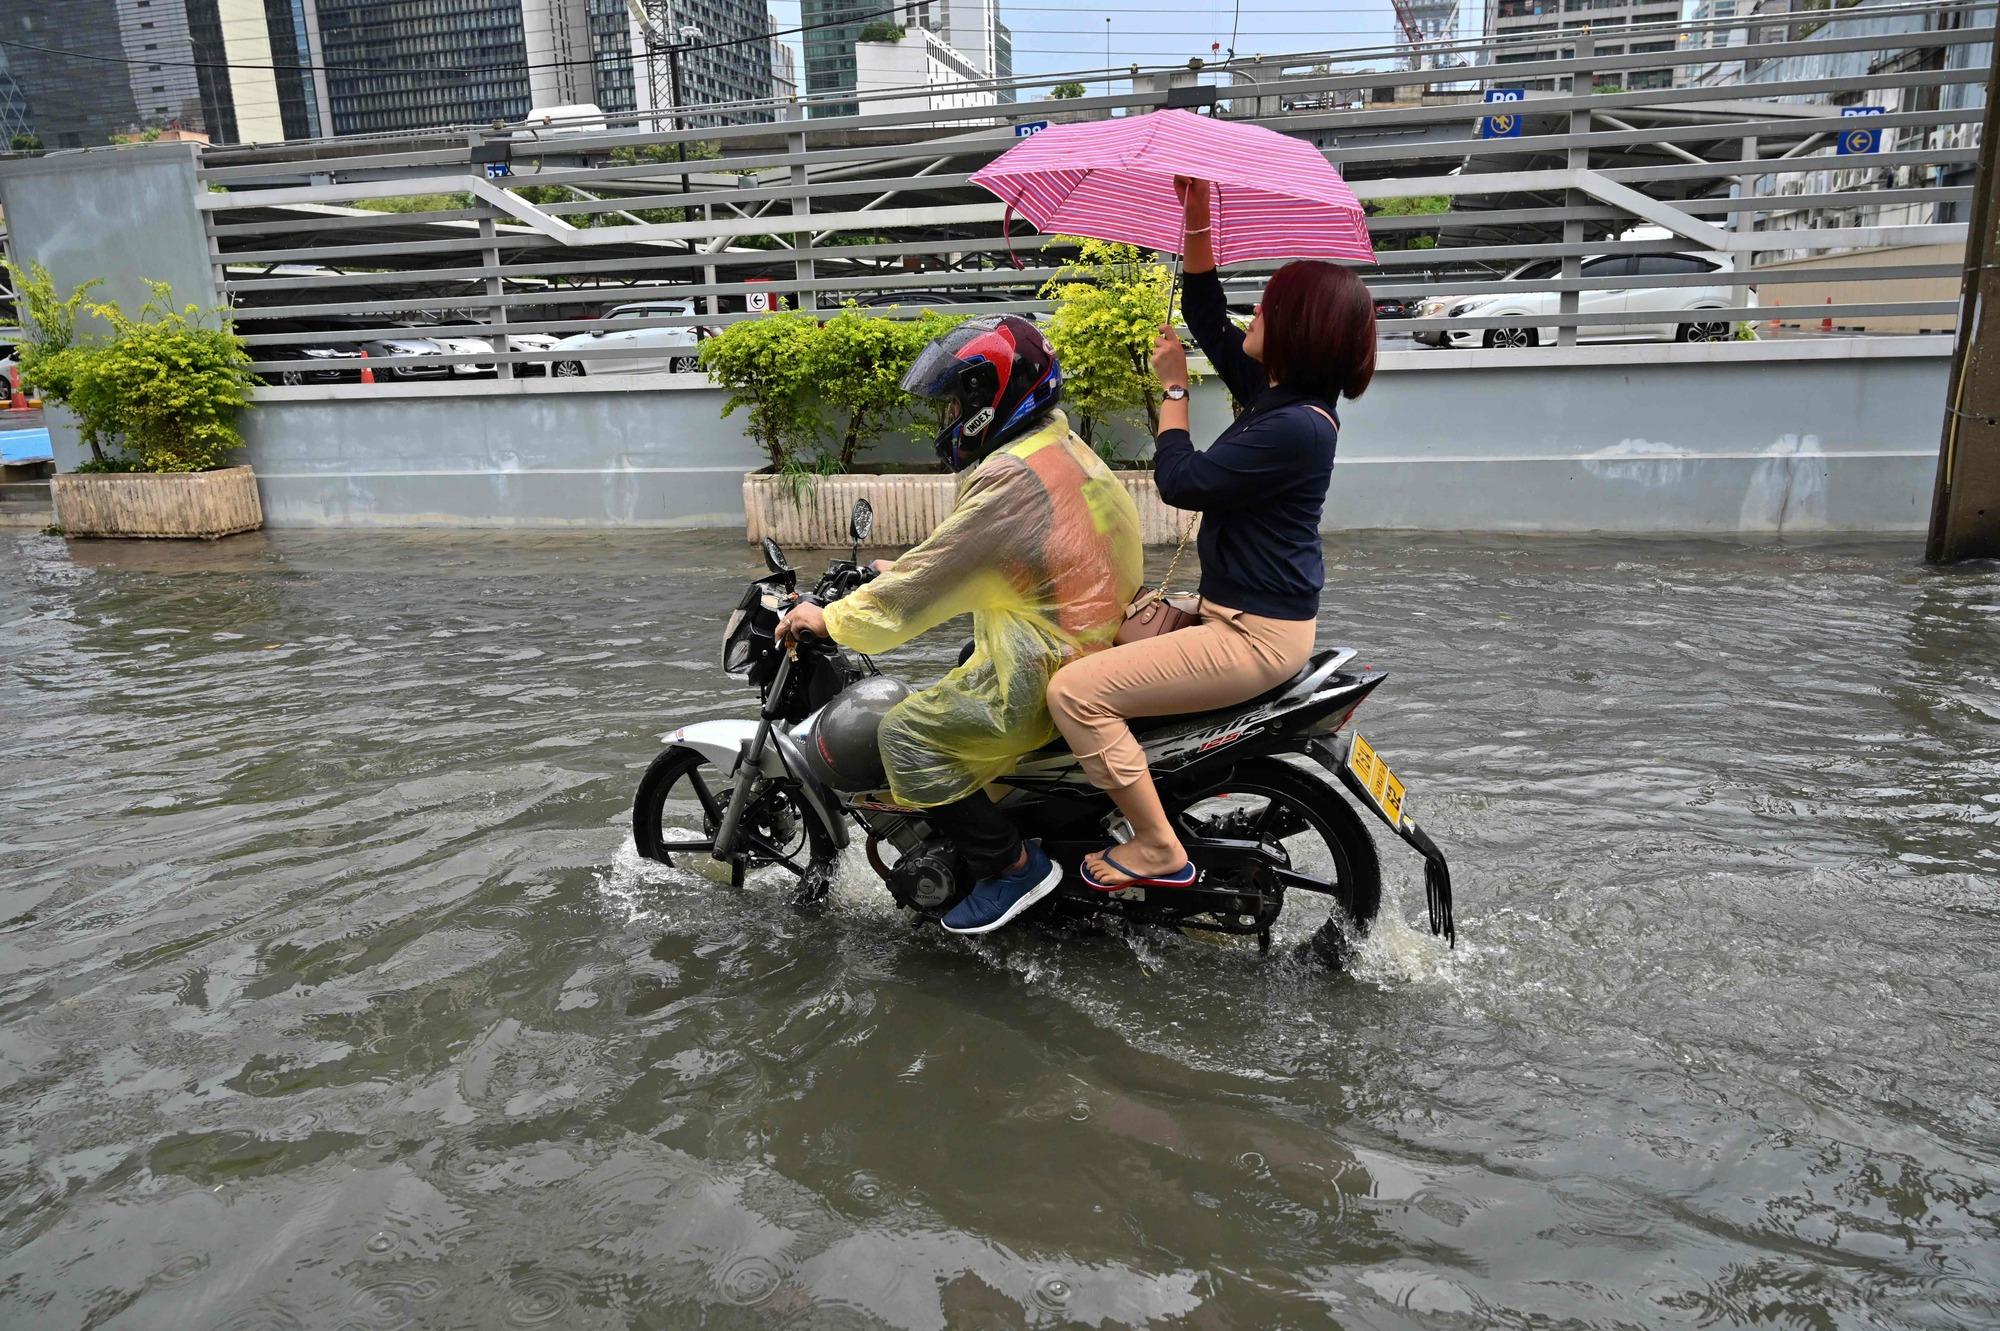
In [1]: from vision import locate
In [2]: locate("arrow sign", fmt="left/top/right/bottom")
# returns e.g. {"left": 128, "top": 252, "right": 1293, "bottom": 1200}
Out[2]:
{"left": 1837, "top": 105, "right": 1885, "bottom": 156}
{"left": 1480, "top": 88, "right": 1526, "bottom": 140}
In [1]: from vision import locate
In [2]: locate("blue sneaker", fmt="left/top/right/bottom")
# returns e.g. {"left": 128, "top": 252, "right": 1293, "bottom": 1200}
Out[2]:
{"left": 941, "top": 842, "right": 1062, "bottom": 935}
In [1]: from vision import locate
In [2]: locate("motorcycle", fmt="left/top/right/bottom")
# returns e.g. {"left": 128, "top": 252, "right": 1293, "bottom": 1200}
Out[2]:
{"left": 633, "top": 499, "right": 1454, "bottom": 963}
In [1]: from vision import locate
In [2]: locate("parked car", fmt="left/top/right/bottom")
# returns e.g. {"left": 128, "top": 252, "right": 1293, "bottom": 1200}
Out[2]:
{"left": 507, "top": 332, "right": 560, "bottom": 377}
{"left": 436, "top": 336, "right": 497, "bottom": 378}
{"left": 360, "top": 333, "right": 452, "bottom": 380}
{"left": 550, "top": 300, "right": 701, "bottom": 377}
{"left": 232, "top": 317, "right": 370, "bottom": 385}
{"left": 1372, "top": 295, "right": 1419, "bottom": 320}
{"left": 1414, "top": 254, "right": 1747, "bottom": 348}
{"left": 267, "top": 343, "right": 369, "bottom": 385}
{"left": 851, "top": 290, "right": 1039, "bottom": 319}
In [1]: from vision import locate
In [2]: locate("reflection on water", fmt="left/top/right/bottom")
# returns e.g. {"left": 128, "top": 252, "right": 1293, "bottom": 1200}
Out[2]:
{"left": 2, "top": 529, "right": 1997, "bottom": 1329}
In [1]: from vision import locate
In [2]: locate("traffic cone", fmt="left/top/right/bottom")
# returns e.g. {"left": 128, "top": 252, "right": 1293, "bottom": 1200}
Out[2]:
{"left": 8, "top": 364, "right": 25, "bottom": 410}
{"left": 358, "top": 349, "right": 375, "bottom": 385}
{"left": 1767, "top": 298, "right": 1781, "bottom": 332}
{"left": 1820, "top": 298, "right": 1833, "bottom": 333}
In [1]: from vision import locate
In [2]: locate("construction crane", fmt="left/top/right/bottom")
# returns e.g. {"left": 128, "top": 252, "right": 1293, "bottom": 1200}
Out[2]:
{"left": 1390, "top": 0, "right": 1461, "bottom": 71}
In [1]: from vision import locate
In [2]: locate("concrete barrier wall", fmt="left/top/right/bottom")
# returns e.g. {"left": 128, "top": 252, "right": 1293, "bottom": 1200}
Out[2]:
{"left": 40, "top": 338, "right": 1950, "bottom": 535}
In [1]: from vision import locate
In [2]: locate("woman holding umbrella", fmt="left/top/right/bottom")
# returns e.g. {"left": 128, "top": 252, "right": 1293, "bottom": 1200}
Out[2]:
{"left": 1046, "top": 177, "right": 1378, "bottom": 891}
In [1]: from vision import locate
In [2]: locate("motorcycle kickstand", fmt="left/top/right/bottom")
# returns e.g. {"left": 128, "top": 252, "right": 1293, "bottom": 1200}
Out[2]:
{"left": 729, "top": 858, "right": 746, "bottom": 889}
{"left": 1257, "top": 928, "right": 1271, "bottom": 955}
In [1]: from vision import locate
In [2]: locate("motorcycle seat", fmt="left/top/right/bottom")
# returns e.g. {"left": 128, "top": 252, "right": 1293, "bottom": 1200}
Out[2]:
{"left": 1127, "top": 652, "right": 1337, "bottom": 736}
{"left": 1023, "top": 649, "right": 1354, "bottom": 760}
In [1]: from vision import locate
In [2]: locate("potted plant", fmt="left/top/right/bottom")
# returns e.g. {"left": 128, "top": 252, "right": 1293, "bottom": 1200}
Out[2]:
{"left": 10, "top": 263, "right": 262, "bottom": 539}
{"left": 708, "top": 254, "right": 1194, "bottom": 547}
{"left": 711, "top": 304, "right": 968, "bottom": 546}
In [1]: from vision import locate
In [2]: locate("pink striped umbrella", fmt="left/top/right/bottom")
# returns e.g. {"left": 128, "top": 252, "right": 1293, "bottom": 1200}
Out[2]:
{"left": 970, "top": 107, "right": 1374, "bottom": 265}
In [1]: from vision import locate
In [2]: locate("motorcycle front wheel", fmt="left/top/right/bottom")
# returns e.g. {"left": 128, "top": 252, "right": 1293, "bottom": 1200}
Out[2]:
{"left": 631, "top": 746, "right": 832, "bottom": 889}
{"left": 1168, "top": 758, "right": 1382, "bottom": 965}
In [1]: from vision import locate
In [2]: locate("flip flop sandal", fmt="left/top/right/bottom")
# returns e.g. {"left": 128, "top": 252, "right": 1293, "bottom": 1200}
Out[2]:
{"left": 1081, "top": 851, "right": 1198, "bottom": 893}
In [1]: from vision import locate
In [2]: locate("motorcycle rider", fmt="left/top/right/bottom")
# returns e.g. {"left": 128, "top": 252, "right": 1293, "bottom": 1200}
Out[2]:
{"left": 775, "top": 315, "right": 1143, "bottom": 934}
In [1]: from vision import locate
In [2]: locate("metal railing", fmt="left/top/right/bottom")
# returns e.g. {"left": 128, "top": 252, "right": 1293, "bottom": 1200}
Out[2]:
{"left": 193, "top": 1, "right": 1991, "bottom": 379}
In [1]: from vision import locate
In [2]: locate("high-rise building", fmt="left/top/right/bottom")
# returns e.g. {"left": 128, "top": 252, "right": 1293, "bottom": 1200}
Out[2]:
{"left": 0, "top": 0, "right": 778, "bottom": 146}
{"left": 0, "top": 47, "right": 35, "bottom": 145}
{"left": 661, "top": 0, "right": 777, "bottom": 123}
{"left": 1484, "top": 0, "right": 1681, "bottom": 93}
{"left": 993, "top": 19, "right": 1012, "bottom": 103}
{"left": 314, "top": 0, "right": 532, "bottom": 135}
{"left": 769, "top": 14, "right": 800, "bottom": 116}
{"left": 1681, "top": 0, "right": 1749, "bottom": 87}
{"left": 802, "top": 0, "right": 1004, "bottom": 118}
{"left": 0, "top": 0, "right": 318, "bottom": 147}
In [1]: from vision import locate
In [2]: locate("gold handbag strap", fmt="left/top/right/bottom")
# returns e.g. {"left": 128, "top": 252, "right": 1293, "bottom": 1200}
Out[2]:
{"left": 1156, "top": 509, "right": 1200, "bottom": 598}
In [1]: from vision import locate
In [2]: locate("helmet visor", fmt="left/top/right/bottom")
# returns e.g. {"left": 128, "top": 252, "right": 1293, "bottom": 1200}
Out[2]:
{"left": 899, "top": 338, "right": 968, "bottom": 399}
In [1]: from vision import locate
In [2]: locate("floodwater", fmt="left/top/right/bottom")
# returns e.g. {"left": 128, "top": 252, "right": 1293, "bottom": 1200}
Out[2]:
{"left": 2, "top": 528, "right": 1996, "bottom": 1331}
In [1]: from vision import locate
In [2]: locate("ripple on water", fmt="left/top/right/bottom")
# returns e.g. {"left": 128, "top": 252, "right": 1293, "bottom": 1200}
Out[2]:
{"left": 503, "top": 1270, "right": 579, "bottom": 1327}
{"left": 715, "top": 1253, "right": 785, "bottom": 1307}
{"left": 344, "top": 1272, "right": 445, "bottom": 1329}
{"left": 5, "top": 532, "right": 1999, "bottom": 1331}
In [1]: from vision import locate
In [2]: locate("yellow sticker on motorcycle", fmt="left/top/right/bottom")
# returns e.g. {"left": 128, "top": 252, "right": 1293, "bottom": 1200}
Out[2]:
{"left": 1346, "top": 733, "right": 1406, "bottom": 826}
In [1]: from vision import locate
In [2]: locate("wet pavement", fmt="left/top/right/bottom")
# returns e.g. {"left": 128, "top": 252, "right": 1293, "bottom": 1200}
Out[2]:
{"left": 2, "top": 528, "right": 1997, "bottom": 1330}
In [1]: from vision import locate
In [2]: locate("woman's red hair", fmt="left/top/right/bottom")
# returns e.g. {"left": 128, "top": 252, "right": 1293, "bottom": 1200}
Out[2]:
{"left": 1259, "top": 260, "right": 1377, "bottom": 402}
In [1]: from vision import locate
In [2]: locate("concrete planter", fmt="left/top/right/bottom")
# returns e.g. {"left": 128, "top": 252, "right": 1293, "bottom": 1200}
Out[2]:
{"left": 744, "top": 469, "right": 1192, "bottom": 547}
{"left": 50, "top": 465, "right": 264, "bottom": 539}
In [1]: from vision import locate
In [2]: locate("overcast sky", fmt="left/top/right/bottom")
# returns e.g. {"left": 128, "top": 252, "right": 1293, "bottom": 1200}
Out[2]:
{"left": 765, "top": 0, "right": 1435, "bottom": 100}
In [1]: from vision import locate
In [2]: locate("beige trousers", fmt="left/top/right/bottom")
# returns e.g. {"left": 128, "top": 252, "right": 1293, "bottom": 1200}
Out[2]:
{"left": 1046, "top": 601, "right": 1317, "bottom": 790}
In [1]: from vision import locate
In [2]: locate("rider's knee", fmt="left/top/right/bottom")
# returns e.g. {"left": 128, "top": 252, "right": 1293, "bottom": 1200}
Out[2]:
{"left": 1046, "top": 666, "right": 1092, "bottom": 724}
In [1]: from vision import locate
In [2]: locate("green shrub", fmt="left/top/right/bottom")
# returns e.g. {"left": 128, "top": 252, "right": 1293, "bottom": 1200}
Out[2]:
{"left": 809, "top": 305, "right": 962, "bottom": 469}
{"left": 1038, "top": 235, "right": 1188, "bottom": 456}
{"left": 698, "top": 310, "right": 823, "bottom": 470}
{"left": 700, "top": 305, "right": 964, "bottom": 476}
{"left": 858, "top": 21, "right": 907, "bottom": 41}
{"left": 5, "top": 259, "right": 100, "bottom": 401}
{"left": 26, "top": 279, "right": 256, "bottom": 472}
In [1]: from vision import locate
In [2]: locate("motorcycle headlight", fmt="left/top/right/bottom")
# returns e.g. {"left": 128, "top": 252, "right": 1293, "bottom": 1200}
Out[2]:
{"left": 723, "top": 609, "right": 754, "bottom": 673}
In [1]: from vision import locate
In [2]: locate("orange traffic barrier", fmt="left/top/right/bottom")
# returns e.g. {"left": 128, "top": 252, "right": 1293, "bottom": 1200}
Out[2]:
{"left": 8, "top": 364, "right": 25, "bottom": 410}
{"left": 1767, "top": 298, "right": 1781, "bottom": 331}
{"left": 358, "top": 349, "right": 375, "bottom": 385}
{"left": 1820, "top": 297, "right": 1834, "bottom": 333}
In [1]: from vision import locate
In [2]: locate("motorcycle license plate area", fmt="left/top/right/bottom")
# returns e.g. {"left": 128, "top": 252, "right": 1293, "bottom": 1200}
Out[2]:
{"left": 1343, "top": 732, "right": 1406, "bottom": 826}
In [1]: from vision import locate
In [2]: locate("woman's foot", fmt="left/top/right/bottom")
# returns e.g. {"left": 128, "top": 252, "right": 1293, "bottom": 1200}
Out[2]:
{"left": 1081, "top": 842, "right": 1197, "bottom": 892}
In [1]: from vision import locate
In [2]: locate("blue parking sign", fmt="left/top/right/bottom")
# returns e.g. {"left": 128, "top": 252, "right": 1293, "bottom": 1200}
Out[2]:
{"left": 1014, "top": 120, "right": 1052, "bottom": 139}
{"left": 1837, "top": 105, "right": 1885, "bottom": 155}
{"left": 1481, "top": 88, "right": 1526, "bottom": 140}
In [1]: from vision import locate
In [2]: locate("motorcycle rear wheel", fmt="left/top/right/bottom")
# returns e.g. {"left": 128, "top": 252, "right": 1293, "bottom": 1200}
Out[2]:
{"left": 1168, "top": 758, "right": 1381, "bottom": 965}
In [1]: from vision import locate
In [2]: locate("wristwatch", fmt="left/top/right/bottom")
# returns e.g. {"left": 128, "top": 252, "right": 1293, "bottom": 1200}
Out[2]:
{"left": 1162, "top": 384, "right": 1189, "bottom": 402}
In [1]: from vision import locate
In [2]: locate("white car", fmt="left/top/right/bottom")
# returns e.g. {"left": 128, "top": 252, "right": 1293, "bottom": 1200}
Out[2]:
{"left": 550, "top": 300, "right": 703, "bottom": 377}
{"left": 1416, "top": 254, "right": 1748, "bottom": 348}
{"left": 436, "top": 336, "right": 496, "bottom": 377}
{"left": 504, "top": 332, "right": 560, "bottom": 377}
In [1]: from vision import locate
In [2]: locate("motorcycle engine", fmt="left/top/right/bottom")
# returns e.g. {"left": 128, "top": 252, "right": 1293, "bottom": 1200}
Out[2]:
{"left": 884, "top": 842, "right": 958, "bottom": 914}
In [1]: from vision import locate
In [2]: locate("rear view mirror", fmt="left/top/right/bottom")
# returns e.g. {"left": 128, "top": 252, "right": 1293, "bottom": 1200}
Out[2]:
{"left": 849, "top": 498, "right": 874, "bottom": 545}
{"left": 761, "top": 537, "right": 791, "bottom": 573}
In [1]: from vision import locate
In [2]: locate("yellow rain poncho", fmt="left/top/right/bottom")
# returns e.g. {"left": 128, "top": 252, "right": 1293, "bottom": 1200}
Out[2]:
{"left": 821, "top": 409, "right": 1143, "bottom": 808}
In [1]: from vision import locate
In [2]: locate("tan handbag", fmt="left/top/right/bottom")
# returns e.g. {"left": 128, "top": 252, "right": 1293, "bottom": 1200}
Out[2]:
{"left": 1116, "top": 513, "right": 1202, "bottom": 646}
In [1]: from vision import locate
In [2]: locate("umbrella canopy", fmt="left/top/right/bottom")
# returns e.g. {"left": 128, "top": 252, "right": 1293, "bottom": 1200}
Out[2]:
{"left": 970, "top": 108, "right": 1375, "bottom": 266}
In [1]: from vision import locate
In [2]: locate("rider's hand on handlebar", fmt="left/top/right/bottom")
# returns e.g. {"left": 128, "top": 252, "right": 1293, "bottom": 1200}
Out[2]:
{"left": 774, "top": 601, "right": 827, "bottom": 649}
{"left": 869, "top": 559, "right": 896, "bottom": 575}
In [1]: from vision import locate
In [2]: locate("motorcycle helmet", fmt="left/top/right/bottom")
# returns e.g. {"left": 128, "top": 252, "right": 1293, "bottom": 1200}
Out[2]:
{"left": 795, "top": 675, "right": 910, "bottom": 793}
{"left": 899, "top": 315, "right": 1064, "bottom": 471}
